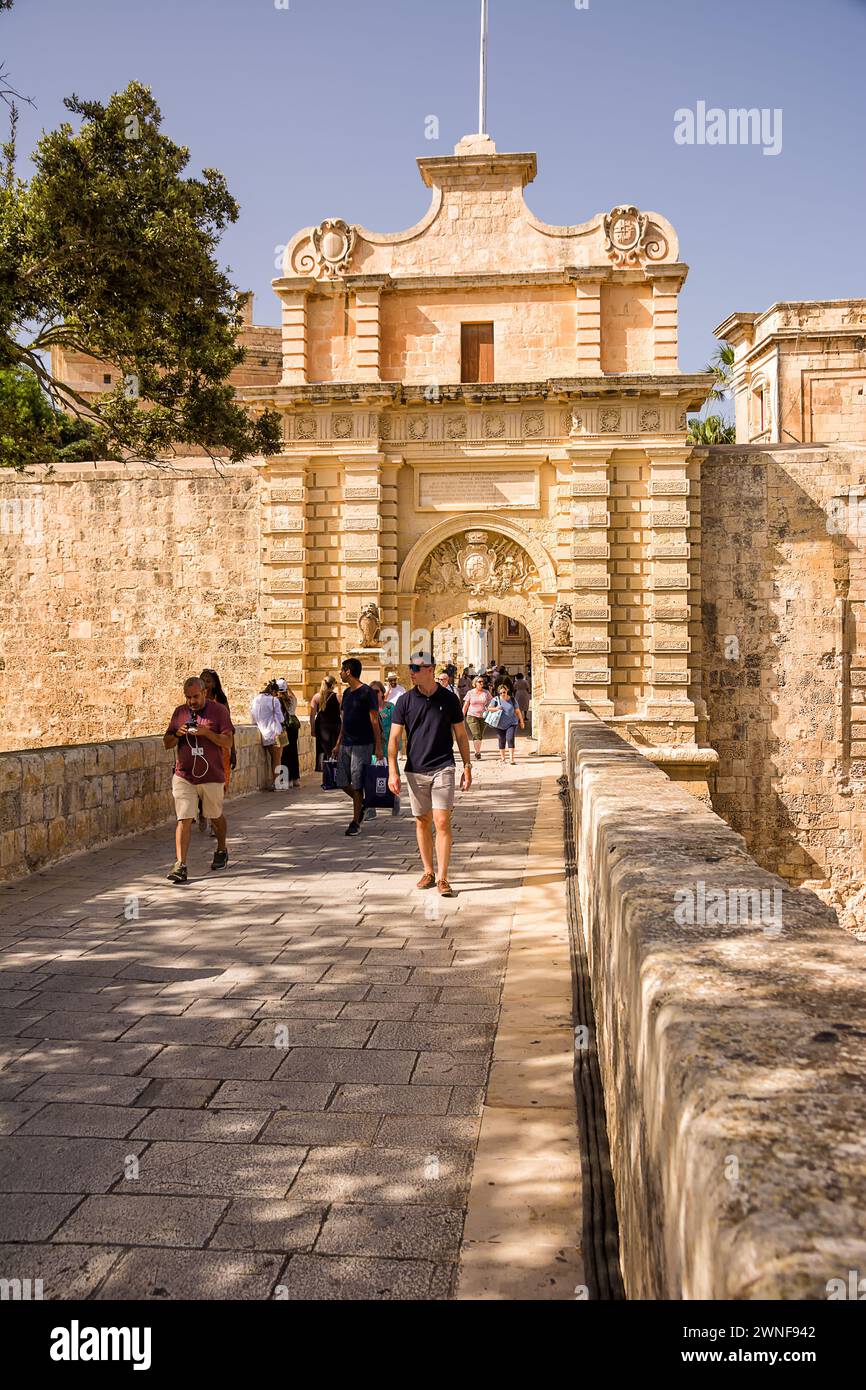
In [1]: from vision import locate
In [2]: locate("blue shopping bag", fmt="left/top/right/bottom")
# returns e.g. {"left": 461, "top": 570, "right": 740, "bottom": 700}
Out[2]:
{"left": 363, "top": 760, "right": 395, "bottom": 810}
{"left": 321, "top": 757, "right": 340, "bottom": 792}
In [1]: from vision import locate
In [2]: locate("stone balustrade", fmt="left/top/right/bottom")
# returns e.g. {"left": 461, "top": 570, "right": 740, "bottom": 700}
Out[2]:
{"left": 0, "top": 726, "right": 315, "bottom": 883}
{"left": 566, "top": 710, "right": 866, "bottom": 1299}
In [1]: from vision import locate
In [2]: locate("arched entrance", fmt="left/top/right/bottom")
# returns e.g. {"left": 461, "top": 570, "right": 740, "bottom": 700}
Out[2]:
{"left": 396, "top": 517, "right": 555, "bottom": 738}
{"left": 430, "top": 611, "right": 531, "bottom": 682}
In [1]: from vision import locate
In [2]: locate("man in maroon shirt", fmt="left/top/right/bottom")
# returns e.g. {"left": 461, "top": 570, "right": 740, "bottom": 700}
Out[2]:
{"left": 163, "top": 676, "right": 234, "bottom": 884}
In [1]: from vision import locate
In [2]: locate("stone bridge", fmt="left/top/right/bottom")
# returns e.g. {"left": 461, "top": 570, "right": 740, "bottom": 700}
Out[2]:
{"left": 0, "top": 720, "right": 864, "bottom": 1299}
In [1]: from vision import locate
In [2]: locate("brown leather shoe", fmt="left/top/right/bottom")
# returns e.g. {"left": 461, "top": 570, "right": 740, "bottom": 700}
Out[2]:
{"left": 416, "top": 872, "right": 436, "bottom": 890}
{"left": 437, "top": 879, "right": 455, "bottom": 897}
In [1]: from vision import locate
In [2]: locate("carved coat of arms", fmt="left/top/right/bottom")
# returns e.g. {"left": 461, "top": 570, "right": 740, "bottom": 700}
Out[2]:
{"left": 602, "top": 205, "right": 667, "bottom": 266}
{"left": 418, "top": 531, "right": 539, "bottom": 598}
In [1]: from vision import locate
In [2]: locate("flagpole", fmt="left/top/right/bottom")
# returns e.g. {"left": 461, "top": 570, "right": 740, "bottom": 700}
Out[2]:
{"left": 478, "top": 0, "right": 489, "bottom": 135}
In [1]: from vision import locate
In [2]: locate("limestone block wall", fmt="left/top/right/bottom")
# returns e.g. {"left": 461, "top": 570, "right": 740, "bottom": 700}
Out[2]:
{"left": 0, "top": 461, "right": 265, "bottom": 752}
{"left": 567, "top": 710, "right": 866, "bottom": 1299}
{"left": 0, "top": 726, "right": 315, "bottom": 883}
{"left": 700, "top": 443, "right": 866, "bottom": 930}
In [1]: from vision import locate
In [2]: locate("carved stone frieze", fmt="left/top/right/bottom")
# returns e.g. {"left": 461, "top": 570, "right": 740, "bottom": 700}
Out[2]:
{"left": 416, "top": 530, "right": 540, "bottom": 598}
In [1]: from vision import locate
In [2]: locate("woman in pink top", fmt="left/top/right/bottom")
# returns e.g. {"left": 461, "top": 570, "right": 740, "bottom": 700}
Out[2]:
{"left": 462, "top": 675, "right": 493, "bottom": 761}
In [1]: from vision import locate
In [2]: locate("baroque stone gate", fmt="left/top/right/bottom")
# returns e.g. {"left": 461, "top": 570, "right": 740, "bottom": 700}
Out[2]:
{"left": 241, "top": 133, "right": 713, "bottom": 763}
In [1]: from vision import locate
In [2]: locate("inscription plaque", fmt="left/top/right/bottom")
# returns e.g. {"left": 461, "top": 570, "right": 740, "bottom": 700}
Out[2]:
{"left": 418, "top": 469, "right": 538, "bottom": 511}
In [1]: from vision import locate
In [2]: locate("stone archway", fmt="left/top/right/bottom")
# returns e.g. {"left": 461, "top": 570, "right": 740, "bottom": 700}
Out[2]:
{"left": 414, "top": 592, "right": 546, "bottom": 703}
{"left": 398, "top": 513, "right": 558, "bottom": 599}
{"left": 396, "top": 517, "right": 555, "bottom": 731}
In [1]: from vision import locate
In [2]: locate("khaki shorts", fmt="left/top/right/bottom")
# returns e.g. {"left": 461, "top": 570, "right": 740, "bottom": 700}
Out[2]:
{"left": 404, "top": 765, "right": 456, "bottom": 818}
{"left": 172, "top": 774, "right": 225, "bottom": 821}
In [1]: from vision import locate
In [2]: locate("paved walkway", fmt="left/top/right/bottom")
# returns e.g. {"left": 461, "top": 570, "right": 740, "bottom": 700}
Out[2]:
{"left": 0, "top": 751, "right": 583, "bottom": 1300}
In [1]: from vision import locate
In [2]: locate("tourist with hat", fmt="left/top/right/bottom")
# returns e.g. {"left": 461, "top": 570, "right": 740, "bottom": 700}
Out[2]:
{"left": 384, "top": 670, "right": 406, "bottom": 704}
{"left": 388, "top": 649, "right": 472, "bottom": 897}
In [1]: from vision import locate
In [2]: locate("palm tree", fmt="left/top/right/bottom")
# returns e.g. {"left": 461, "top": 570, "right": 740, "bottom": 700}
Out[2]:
{"left": 704, "top": 342, "right": 734, "bottom": 404}
{"left": 687, "top": 341, "right": 736, "bottom": 443}
{"left": 687, "top": 414, "right": 736, "bottom": 445}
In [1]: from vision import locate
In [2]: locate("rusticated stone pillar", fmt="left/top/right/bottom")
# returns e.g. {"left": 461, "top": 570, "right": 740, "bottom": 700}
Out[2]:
{"left": 340, "top": 452, "right": 385, "bottom": 682}
{"left": 644, "top": 448, "right": 694, "bottom": 724}
{"left": 275, "top": 277, "right": 316, "bottom": 385}
{"left": 568, "top": 446, "right": 614, "bottom": 718}
{"left": 260, "top": 460, "right": 309, "bottom": 693}
{"left": 346, "top": 275, "right": 390, "bottom": 383}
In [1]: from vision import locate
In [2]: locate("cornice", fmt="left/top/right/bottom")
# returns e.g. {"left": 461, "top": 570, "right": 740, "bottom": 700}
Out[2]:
{"left": 238, "top": 374, "right": 715, "bottom": 409}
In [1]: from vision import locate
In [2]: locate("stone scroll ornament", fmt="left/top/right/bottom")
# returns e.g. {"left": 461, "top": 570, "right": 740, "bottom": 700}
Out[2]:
{"left": 416, "top": 531, "right": 540, "bottom": 599}
{"left": 295, "top": 219, "right": 357, "bottom": 279}
{"left": 358, "top": 603, "right": 381, "bottom": 647}
{"left": 603, "top": 205, "right": 668, "bottom": 266}
{"left": 549, "top": 602, "right": 572, "bottom": 648}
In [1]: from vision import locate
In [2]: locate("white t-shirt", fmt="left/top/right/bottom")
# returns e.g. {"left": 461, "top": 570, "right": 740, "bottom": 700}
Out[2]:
{"left": 250, "top": 693, "right": 283, "bottom": 743}
{"left": 385, "top": 684, "right": 406, "bottom": 704}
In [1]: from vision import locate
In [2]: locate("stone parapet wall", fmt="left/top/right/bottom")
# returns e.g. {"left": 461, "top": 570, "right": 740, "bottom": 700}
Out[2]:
{"left": 567, "top": 710, "right": 866, "bottom": 1299}
{"left": 0, "top": 460, "right": 266, "bottom": 752}
{"left": 0, "top": 726, "right": 314, "bottom": 883}
{"left": 700, "top": 442, "right": 866, "bottom": 932}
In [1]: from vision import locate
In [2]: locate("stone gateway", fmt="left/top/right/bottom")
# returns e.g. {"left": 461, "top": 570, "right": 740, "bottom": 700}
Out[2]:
{"left": 3, "top": 134, "right": 866, "bottom": 929}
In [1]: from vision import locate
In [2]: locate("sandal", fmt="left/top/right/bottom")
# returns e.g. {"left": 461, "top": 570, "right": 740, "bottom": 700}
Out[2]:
{"left": 437, "top": 879, "right": 455, "bottom": 897}
{"left": 416, "top": 872, "right": 436, "bottom": 890}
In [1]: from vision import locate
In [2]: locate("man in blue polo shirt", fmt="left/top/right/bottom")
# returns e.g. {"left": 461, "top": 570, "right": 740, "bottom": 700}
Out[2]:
{"left": 388, "top": 649, "right": 472, "bottom": 897}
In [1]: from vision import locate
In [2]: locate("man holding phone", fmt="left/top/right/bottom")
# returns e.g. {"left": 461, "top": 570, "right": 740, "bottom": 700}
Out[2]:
{"left": 388, "top": 649, "right": 472, "bottom": 897}
{"left": 164, "top": 676, "right": 234, "bottom": 883}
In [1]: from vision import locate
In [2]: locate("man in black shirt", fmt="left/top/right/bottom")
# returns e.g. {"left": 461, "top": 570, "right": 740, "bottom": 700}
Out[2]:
{"left": 333, "top": 657, "right": 382, "bottom": 836}
{"left": 388, "top": 649, "right": 472, "bottom": 897}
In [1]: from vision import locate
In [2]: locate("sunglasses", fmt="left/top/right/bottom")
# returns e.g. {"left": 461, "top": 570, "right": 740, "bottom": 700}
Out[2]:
{"left": 409, "top": 663, "right": 430, "bottom": 673}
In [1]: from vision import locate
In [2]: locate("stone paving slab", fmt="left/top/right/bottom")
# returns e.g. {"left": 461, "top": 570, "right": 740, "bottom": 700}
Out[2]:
{"left": 55, "top": 1194, "right": 227, "bottom": 1248}
{"left": 0, "top": 755, "right": 582, "bottom": 1299}
{"left": 94, "top": 1248, "right": 285, "bottom": 1300}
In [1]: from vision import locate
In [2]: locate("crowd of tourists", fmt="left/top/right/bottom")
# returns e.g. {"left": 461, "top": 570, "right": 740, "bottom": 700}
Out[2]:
{"left": 162, "top": 656, "right": 530, "bottom": 894}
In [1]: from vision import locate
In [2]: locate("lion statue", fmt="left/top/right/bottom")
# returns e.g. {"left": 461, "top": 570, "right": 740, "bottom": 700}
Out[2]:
{"left": 549, "top": 602, "right": 572, "bottom": 648}
{"left": 358, "top": 602, "right": 381, "bottom": 647}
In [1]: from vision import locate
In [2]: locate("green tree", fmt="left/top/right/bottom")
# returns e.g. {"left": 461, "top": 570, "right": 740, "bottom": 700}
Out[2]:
{"left": 704, "top": 342, "right": 734, "bottom": 404}
{"left": 687, "top": 414, "right": 736, "bottom": 445}
{"left": 0, "top": 69, "right": 280, "bottom": 468}
{"left": 0, "top": 365, "right": 109, "bottom": 466}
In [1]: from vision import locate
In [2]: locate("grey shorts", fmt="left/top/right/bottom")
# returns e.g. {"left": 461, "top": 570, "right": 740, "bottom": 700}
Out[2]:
{"left": 337, "top": 743, "right": 373, "bottom": 790}
{"left": 404, "top": 765, "right": 456, "bottom": 817}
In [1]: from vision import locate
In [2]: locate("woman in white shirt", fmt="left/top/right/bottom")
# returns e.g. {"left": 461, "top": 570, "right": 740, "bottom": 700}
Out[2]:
{"left": 250, "top": 681, "right": 285, "bottom": 790}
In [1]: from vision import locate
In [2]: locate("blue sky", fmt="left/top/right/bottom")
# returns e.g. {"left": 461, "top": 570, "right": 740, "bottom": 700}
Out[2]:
{"left": 6, "top": 0, "right": 866, "bottom": 373}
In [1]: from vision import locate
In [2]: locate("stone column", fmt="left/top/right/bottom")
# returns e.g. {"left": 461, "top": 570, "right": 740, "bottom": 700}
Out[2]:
{"left": 568, "top": 446, "right": 614, "bottom": 718}
{"left": 644, "top": 449, "right": 693, "bottom": 723}
{"left": 569, "top": 271, "right": 603, "bottom": 375}
{"left": 378, "top": 457, "right": 401, "bottom": 664}
{"left": 346, "top": 275, "right": 390, "bottom": 383}
{"left": 275, "top": 277, "right": 316, "bottom": 385}
{"left": 647, "top": 269, "right": 681, "bottom": 374}
{"left": 340, "top": 452, "right": 385, "bottom": 683}
{"left": 463, "top": 613, "right": 488, "bottom": 673}
{"left": 260, "top": 462, "right": 309, "bottom": 696}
